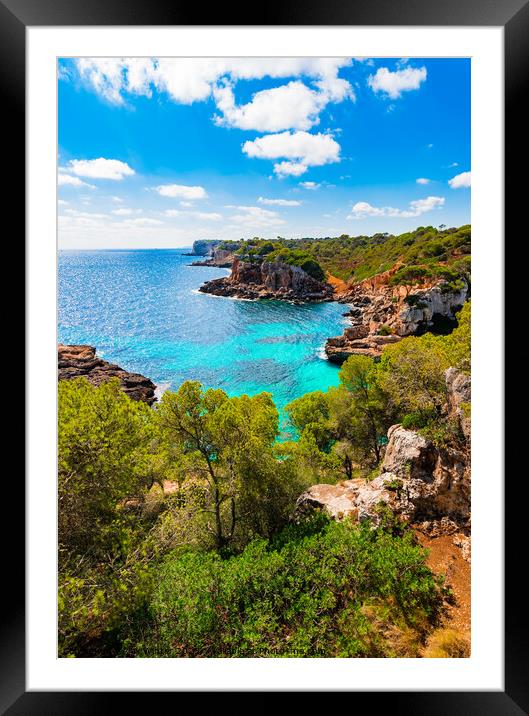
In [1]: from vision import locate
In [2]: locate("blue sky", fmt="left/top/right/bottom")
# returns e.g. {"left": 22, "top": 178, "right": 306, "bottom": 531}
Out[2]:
{"left": 58, "top": 57, "right": 470, "bottom": 249}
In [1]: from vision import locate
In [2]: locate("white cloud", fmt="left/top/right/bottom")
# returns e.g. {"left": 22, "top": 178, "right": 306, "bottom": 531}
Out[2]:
{"left": 448, "top": 162, "right": 459, "bottom": 168}
{"left": 299, "top": 181, "right": 320, "bottom": 190}
{"left": 416, "top": 178, "right": 430, "bottom": 184}
{"left": 67, "top": 158, "right": 135, "bottom": 181}
{"left": 228, "top": 205, "right": 286, "bottom": 228}
{"left": 448, "top": 171, "right": 471, "bottom": 189}
{"left": 111, "top": 195, "right": 124, "bottom": 202}
{"left": 348, "top": 195, "right": 445, "bottom": 219}
{"left": 368, "top": 66, "right": 427, "bottom": 99}
{"left": 193, "top": 212, "right": 222, "bottom": 221}
{"left": 111, "top": 208, "right": 141, "bottom": 216}
{"left": 409, "top": 196, "right": 445, "bottom": 213}
{"left": 75, "top": 58, "right": 135, "bottom": 105}
{"left": 273, "top": 161, "right": 308, "bottom": 177}
{"left": 59, "top": 209, "right": 108, "bottom": 229}
{"left": 58, "top": 173, "right": 95, "bottom": 189}
{"left": 213, "top": 77, "right": 354, "bottom": 132}
{"left": 257, "top": 197, "right": 301, "bottom": 206}
{"left": 243, "top": 131, "right": 341, "bottom": 177}
{"left": 153, "top": 184, "right": 208, "bottom": 200}
{"left": 64, "top": 209, "right": 107, "bottom": 219}
{"left": 74, "top": 57, "right": 354, "bottom": 107}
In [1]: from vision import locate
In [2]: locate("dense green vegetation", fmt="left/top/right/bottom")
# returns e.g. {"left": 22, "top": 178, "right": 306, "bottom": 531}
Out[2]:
{"left": 58, "top": 301, "right": 470, "bottom": 657}
{"left": 282, "top": 302, "right": 470, "bottom": 481}
{"left": 265, "top": 248, "right": 326, "bottom": 282}
{"left": 218, "top": 224, "right": 471, "bottom": 285}
{"left": 229, "top": 239, "right": 326, "bottom": 282}
{"left": 58, "top": 378, "right": 309, "bottom": 656}
{"left": 128, "top": 517, "right": 443, "bottom": 658}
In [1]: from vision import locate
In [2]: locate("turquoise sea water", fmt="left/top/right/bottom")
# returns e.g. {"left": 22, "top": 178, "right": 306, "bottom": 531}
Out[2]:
{"left": 58, "top": 249, "right": 347, "bottom": 422}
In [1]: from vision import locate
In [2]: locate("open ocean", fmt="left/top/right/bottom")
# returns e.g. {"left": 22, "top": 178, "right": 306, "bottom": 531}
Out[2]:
{"left": 58, "top": 249, "right": 347, "bottom": 422}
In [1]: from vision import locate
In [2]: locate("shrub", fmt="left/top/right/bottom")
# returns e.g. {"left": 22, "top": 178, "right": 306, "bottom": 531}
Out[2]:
{"left": 129, "top": 518, "right": 444, "bottom": 658}
{"left": 58, "top": 378, "right": 157, "bottom": 656}
{"left": 377, "top": 335, "right": 450, "bottom": 416}
{"left": 401, "top": 409, "right": 438, "bottom": 430}
{"left": 390, "top": 266, "right": 431, "bottom": 288}
{"left": 405, "top": 294, "right": 428, "bottom": 309}
{"left": 266, "top": 248, "right": 326, "bottom": 282}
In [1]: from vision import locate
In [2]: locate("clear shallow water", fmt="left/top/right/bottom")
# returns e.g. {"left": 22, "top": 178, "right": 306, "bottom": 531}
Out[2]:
{"left": 58, "top": 249, "right": 347, "bottom": 422}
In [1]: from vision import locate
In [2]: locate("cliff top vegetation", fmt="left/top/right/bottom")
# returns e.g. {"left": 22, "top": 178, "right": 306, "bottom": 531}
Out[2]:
{"left": 217, "top": 224, "right": 471, "bottom": 286}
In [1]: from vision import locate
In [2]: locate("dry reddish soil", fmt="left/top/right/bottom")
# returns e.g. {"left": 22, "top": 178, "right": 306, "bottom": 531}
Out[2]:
{"left": 415, "top": 531, "right": 471, "bottom": 649}
{"left": 326, "top": 273, "right": 349, "bottom": 296}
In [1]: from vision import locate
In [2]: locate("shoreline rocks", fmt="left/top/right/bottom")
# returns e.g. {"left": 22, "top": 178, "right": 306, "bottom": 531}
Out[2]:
{"left": 200, "top": 256, "right": 333, "bottom": 303}
{"left": 324, "top": 270, "right": 468, "bottom": 364}
{"left": 190, "top": 247, "right": 235, "bottom": 268}
{"left": 325, "top": 332, "right": 402, "bottom": 363}
{"left": 58, "top": 344, "right": 157, "bottom": 405}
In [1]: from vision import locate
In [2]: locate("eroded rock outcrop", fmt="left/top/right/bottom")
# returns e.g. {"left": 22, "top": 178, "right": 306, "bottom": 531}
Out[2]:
{"left": 200, "top": 256, "right": 333, "bottom": 302}
{"left": 325, "top": 270, "right": 468, "bottom": 363}
{"left": 294, "top": 371, "right": 470, "bottom": 537}
{"left": 58, "top": 344, "right": 157, "bottom": 405}
{"left": 185, "top": 239, "right": 222, "bottom": 257}
{"left": 191, "top": 247, "right": 235, "bottom": 268}
{"left": 445, "top": 367, "right": 471, "bottom": 442}
{"left": 294, "top": 428, "right": 470, "bottom": 531}
{"left": 325, "top": 332, "right": 401, "bottom": 362}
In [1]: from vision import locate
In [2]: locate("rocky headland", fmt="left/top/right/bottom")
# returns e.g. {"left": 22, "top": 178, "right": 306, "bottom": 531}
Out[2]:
{"left": 191, "top": 246, "right": 235, "bottom": 268}
{"left": 183, "top": 239, "right": 222, "bottom": 257}
{"left": 58, "top": 344, "right": 157, "bottom": 405}
{"left": 325, "top": 267, "right": 468, "bottom": 363}
{"left": 199, "top": 255, "right": 334, "bottom": 302}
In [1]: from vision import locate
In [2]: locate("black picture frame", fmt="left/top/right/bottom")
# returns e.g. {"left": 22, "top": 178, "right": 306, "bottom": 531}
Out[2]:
{"left": 6, "top": 0, "right": 525, "bottom": 710}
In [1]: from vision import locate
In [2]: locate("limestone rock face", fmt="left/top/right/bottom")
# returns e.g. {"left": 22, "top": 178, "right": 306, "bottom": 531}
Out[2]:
{"left": 325, "top": 333, "right": 401, "bottom": 363}
{"left": 381, "top": 425, "right": 438, "bottom": 480}
{"left": 395, "top": 283, "right": 468, "bottom": 336}
{"left": 189, "top": 239, "right": 221, "bottom": 256}
{"left": 380, "top": 426, "right": 470, "bottom": 525}
{"left": 58, "top": 344, "right": 157, "bottom": 405}
{"left": 293, "top": 386, "right": 471, "bottom": 534}
{"left": 293, "top": 475, "right": 392, "bottom": 527}
{"left": 445, "top": 367, "right": 471, "bottom": 441}
{"left": 294, "top": 481, "right": 363, "bottom": 521}
{"left": 200, "top": 257, "right": 333, "bottom": 302}
{"left": 324, "top": 268, "right": 468, "bottom": 364}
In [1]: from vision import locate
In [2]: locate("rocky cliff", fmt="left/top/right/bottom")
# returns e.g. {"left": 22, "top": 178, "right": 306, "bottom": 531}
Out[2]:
{"left": 185, "top": 239, "right": 222, "bottom": 256}
{"left": 325, "top": 269, "right": 468, "bottom": 363}
{"left": 200, "top": 256, "right": 333, "bottom": 302}
{"left": 58, "top": 344, "right": 157, "bottom": 405}
{"left": 294, "top": 367, "right": 471, "bottom": 546}
{"left": 191, "top": 247, "right": 235, "bottom": 268}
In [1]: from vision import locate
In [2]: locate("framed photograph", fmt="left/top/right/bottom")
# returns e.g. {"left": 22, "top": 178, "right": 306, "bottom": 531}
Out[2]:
{"left": 5, "top": 0, "right": 524, "bottom": 709}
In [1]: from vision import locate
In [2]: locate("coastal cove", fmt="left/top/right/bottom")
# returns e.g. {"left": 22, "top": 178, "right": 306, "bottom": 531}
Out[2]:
{"left": 58, "top": 248, "right": 347, "bottom": 426}
{"left": 53, "top": 54, "right": 476, "bottom": 664}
